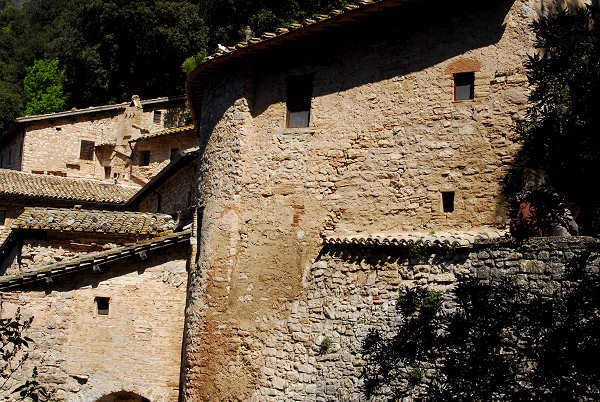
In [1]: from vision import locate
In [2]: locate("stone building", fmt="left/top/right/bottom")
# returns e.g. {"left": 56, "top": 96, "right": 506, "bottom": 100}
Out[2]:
{"left": 0, "top": 229, "right": 190, "bottom": 401}
{"left": 0, "top": 207, "right": 177, "bottom": 274}
{"left": 127, "top": 148, "right": 199, "bottom": 216}
{"left": 0, "top": 169, "right": 140, "bottom": 260}
{"left": 0, "top": 95, "right": 193, "bottom": 186}
{"left": 181, "top": 0, "right": 542, "bottom": 399}
{"left": 128, "top": 125, "right": 197, "bottom": 186}
{"left": 0, "top": 204, "right": 190, "bottom": 400}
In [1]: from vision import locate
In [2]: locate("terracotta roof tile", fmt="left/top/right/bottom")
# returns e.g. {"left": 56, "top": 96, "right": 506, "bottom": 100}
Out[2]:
{"left": 130, "top": 125, "right": 195, "bottom": 143}
{"left": 196, "top": 0, "right": 390, "bottom": 68}
{"left": 0, "top": 230, "right": 191, "bottom": 290}
{"left": 0, "top": 169, "right": 138, "bottom": 204}
{"left": 12, "top": 207, "right": 175, "bottom": 235}
{"left": 323, "top": 229, "right": 510, "bottom": 248}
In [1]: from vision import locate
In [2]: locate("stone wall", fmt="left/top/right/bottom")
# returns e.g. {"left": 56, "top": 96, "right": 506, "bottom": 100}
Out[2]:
{"left": 182, "top": 0, "right": 540, "bottom": 398}
{"left": 17, "top": 101, "right": 188, "bottom": 185}
{"left": 250, "top": 236, "right": 599, "bottom": 400}
{"left": 0, "top": 244, "right": 188, "bottom": 402}
{"left": 130, "top": 132, "right": 197, "bottom": 185}
{"left": 136, "top": 159, "right": 198, "bottom": 216}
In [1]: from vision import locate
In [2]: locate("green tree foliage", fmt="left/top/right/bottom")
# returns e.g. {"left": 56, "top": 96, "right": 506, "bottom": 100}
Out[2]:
{"left": 23, "top": 58, "right": 68, "bottom": 115}
{"left": 504, "top": 0, "right": 600, "bottom": 236}
{"left": 1, "top": 309, "right": 54, "bottom": 400}
{"left": 0, "top": 0, "right": 350, "bottom": 133}
{"left": 362, "top": 266, "right": 600, "bottom": 400}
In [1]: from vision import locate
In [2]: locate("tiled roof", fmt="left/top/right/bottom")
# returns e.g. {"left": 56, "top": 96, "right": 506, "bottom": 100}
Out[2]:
{"left": 0, "top": 230, "right": 191, "bottom": 290}
{"left": 130, "top": 125, "right": 195, "bottom": 143}
{"left": 189, "top": 0, "right": 397, "bottom": 78}
{"left": 323, "top": 229, "right": 510, "bottom": 248}
{"left": 12, "top": 207, "right": 175, "bottom": 235}
{"left": 0, "top": 169, "right": 138, "bottom": 204}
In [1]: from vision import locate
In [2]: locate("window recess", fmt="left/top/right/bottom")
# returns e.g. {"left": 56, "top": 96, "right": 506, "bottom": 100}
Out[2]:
{"left": 79, "top": 140, "right": 95, "bottom": 161}
{"left": 454, "top": 72, "right": 475, "bottom": 101}
{"left": 95, "top": 297, "right": 110, "bottom": 315}
{"left": 139, "top": 151, "right": 151, "bottom": 166}
{"left": 286, "top": 75, "right": 313, "bottom": 128}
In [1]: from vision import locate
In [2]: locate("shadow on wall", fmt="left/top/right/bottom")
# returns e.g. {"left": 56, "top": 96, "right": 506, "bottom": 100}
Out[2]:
{"left": 190, "top": 0, "right": 515, "bottom": 151}
{"left": 249, "top": 0, "right": 515, "bottom": 116}
{"left": 318, "top": 243, "right": 470, "bottom": 269}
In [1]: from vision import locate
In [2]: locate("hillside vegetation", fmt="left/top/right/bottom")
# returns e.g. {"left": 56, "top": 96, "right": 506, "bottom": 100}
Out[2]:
{"left": 0, "top": 0, "right": 348, "bottom": 132}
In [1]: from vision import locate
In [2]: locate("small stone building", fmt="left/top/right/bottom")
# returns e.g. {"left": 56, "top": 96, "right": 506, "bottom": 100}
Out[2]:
{"left": 0, "top": 95, "right": 192, "bottom": 186}
{"left": 0, "top": 205, "right": 190, "bottom": 400}
{"left": 0, "top": 229, "right": 190, "bottom": 401}
{"left": 181, "top": 0, "right": 543, "bottom": 399}
{"left": 0, "top": 207, "right": 177, "bottom": 275}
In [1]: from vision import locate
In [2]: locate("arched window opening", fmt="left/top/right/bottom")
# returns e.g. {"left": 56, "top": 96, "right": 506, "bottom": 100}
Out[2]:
{"left": 95, "top": 391, "right": 150, "bottom": 402}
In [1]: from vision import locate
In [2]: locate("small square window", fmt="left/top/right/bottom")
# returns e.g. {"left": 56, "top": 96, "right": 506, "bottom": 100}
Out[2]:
{"left": 0, "top": 210, "right": 6, "bottom": 226}
{"left": 442, "top": 191, "right": 455, "bottom": 213}
{"left": 80, "top": 140, "right": 95, "bottom": 160}
{"left": 139, "top": 151, "right": 151, "bottom": 166}
{"left": 96, "top": 297, "right": 110, "bottom": 315}
{"left": 286, "top": 75, "right": 313, "bottom": 128}
{"left": 170, "top": 148, "right": 179, "bottom": 160}
{"left": 153, "top": 110, "right": 162, "bottom": 124}
{"left": 104, "top": 166, "right": 111, "bottom": 179}
{"left": 454, "top": 72, "right": 474, "bottom": 101}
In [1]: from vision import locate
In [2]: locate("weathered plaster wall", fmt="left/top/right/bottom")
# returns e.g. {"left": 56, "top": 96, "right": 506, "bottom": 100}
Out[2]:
{"left": 251, "top": 237, "right": 600, "bottom": 400}
{"left": 0, "top": 245, "right": 188, "bottom": 402}
{"left": 183, "top": 0, "right": 540, "bottom": 399}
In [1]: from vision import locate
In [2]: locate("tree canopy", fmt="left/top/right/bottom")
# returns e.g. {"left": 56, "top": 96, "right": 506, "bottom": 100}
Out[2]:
{"left": 0, "top": 0, "right": 348, "bottom": 132}
{"left": 505, "top": 0, "right": 600, "bottom": 236}
{"left": 23, "top": 58, "right": 68, "bottom": 115}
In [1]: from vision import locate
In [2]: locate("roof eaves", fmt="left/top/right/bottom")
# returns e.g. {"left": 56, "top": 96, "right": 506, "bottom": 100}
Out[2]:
{"left": 15, "top": 103, "right": 128, "bottom": 123}
{"left": 0, "top": 230, "right": 191, "bottom": 290}
{"left": 140, "top": 95, "right": 187, "bottom": 106}
{"left": 15, "top": 95, "right": 187, "bottom": 124}
{"left": 128, "top": 125, "right": 195, "bottom": 144}
{"left": 186, "top": 0, "right": 398, "bottom": 82}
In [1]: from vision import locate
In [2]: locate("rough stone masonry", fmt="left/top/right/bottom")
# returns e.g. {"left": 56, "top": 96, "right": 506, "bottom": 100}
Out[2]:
{"left": 182, "top": 0, "right": 547, "bottom": 399}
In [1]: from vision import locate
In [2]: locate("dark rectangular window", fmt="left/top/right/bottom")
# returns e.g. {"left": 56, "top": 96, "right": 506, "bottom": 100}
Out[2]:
{"left": 170, "top": 148, "right": 179, "bottom": 160}
{"left": 153, "top": 110, "right": 162, "bottom": 124}
{"left": 139, "top": 150, "right": 151, "bottom": 166}
{"left": 96, "top": 297, "right": 110, "bottom": 315}
{"left": 104, "top": 166, "right": 111, "bottom": 179}
{"left": 79, "top": 140, "right": 95, "bottom": 160}
{"left": 454, "top": 72, "right": 474, "bottom": 101}
{"left": 442, "top": 191, "right": 455, "bottom": 213}
{"left": 0, "top": 210, "right": 6, "bottom": 226}
{"left": 286, "top": 75, "right": 313, "bottom": 128}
